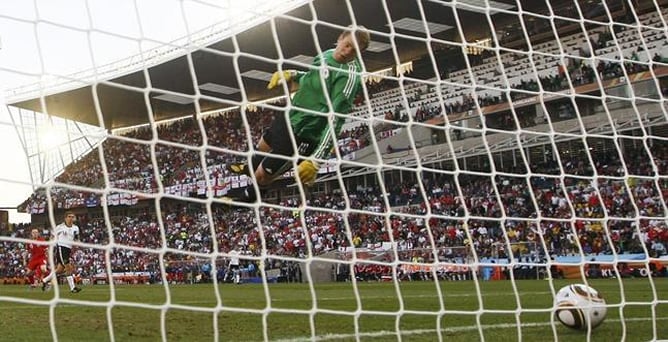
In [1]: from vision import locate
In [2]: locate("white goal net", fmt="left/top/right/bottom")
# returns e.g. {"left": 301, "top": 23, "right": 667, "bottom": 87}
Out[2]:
{"left": 1, "top": 0, "right": 668, "bottom": 341}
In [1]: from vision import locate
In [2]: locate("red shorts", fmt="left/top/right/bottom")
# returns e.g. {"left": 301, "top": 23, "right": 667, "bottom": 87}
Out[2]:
{"left": 28, "top": 258, "right": 47, "bottom": 271}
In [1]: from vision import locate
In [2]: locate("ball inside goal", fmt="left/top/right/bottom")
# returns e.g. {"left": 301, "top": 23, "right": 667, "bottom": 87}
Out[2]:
{"left": 554, "top": 284, "right": 607, "bottom": 331}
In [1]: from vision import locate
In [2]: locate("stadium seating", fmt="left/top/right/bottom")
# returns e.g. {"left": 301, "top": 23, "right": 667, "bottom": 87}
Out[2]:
{"left": 2, "top": 141, "right": 666, "bottom": 282}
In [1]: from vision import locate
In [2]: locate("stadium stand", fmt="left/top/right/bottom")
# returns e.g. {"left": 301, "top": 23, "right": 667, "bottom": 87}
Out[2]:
{"left": 2, "top": 139, "right": 666, "bottom": 284}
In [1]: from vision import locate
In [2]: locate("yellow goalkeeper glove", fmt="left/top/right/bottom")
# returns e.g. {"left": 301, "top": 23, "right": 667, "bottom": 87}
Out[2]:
{"left": 267, "top": 70, "right": 296, "bottom": 90}
{"left": 297, "top": 160, "right": 319, "bottom": 186}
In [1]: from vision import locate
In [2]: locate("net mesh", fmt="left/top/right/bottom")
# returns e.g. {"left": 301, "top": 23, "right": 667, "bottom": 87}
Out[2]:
{"left": 1, "top": 0, "right": 668, "bottom": 341}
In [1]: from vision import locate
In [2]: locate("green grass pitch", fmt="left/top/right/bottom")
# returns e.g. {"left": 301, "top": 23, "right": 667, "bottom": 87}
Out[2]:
{"left": 1, "top": 278, "right": 666, "bottom": 341}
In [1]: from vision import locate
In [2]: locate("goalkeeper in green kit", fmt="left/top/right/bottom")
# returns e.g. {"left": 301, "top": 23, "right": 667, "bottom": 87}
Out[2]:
{"left": 228, "top": 26, "right": 370, "bottom": 202}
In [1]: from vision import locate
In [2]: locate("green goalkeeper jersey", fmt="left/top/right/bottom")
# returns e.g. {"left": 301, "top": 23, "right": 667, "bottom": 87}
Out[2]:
{"left": 290, "top": 48, "right": 363, "bottom": 159}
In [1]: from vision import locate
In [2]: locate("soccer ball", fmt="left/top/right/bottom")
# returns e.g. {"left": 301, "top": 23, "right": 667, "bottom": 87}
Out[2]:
{"left": 554, "top": 284, "right": 607, "bottom": 330}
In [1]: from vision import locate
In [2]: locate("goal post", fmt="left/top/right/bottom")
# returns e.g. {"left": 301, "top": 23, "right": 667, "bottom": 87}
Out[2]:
{"left": 1, "top": 0, "right": 668, "bottom": 341}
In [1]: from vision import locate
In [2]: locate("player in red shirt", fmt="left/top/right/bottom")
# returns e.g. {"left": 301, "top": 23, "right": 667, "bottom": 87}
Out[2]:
{"left": 25, "top": 228, "right": 49, "bottom": 289}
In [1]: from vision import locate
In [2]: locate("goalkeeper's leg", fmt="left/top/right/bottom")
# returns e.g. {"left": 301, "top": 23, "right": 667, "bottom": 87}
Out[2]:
{"left": 227, "top": 112, "right": 310, "bottom": 202}
{"left": 228, "top": 109, "right": 289, "bottom": 180}
{"left": 226, "top": 139, "right": 276, "bottom": 203}
{"left": 227, "top": 141, "right": 268, "bottom": 177}
{"left": 227, "top": 153, "right": 293, "bottom": 203}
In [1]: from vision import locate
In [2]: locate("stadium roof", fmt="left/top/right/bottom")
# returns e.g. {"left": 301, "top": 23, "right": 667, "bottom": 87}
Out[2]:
{"left": 7, "top": 0, "right": 552, "bottom": 129}
{"left": 4, "top": 0, "right": 550, "bottom": 130}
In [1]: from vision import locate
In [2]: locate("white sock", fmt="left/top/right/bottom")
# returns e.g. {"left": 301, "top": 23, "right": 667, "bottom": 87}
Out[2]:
{"left": 66, "top": 276, "right": 75, "bottom": 290}
{"left": 42, "top": 271, "right": 54, "bottom": 283}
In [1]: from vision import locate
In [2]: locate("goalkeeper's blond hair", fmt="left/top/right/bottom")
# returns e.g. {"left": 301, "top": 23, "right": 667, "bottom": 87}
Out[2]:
{"left": 341, "top": 25, "right": 370, "bottom": 52}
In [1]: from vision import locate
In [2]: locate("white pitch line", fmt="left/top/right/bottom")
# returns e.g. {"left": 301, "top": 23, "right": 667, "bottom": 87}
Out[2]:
{"left": 292, "top": 291, "right": 555, "bottom": 302}
{"left": 271, "top": 316, "right": 668, "bottom": 342}
{"left": 2, "top": 299, "right": 666, "bottom": 341}
{"left": 0, "top": 290, "right": 557, "bottom": 309}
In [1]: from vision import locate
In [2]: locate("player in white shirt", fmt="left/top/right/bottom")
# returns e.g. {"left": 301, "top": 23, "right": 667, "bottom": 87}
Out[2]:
{"left": 42, "top": 211, "right": 82, "bottom": 293}
{"left": 227, "top": 246, "right": 242, "bottom": 284}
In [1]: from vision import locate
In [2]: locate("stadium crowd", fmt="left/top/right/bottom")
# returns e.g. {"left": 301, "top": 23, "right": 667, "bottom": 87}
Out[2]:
{"left": 1, "top": 139, "right": 666, "bottom": 283}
